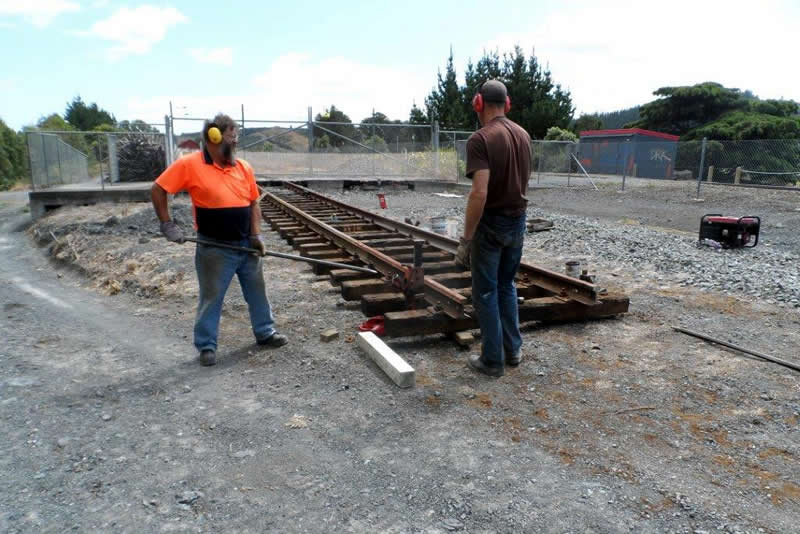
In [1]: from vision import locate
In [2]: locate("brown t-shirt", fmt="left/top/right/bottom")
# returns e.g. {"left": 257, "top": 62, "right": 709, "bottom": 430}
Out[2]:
{"left": 466, "top": 117, "right": 531, "bottom": 216}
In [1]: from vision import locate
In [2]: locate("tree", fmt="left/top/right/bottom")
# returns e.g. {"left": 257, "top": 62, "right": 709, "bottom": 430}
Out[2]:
{"left": 409, "top": 103, "right": 428, "bottom": 125}
{"left": 597, "top": 106, "right": 639, "bottom": 129}
{"left": 425, "top": 47, "right": 468, "bottom": 129}
{"left": 118, "top": 119, "right": 159, "bottom": 133}
{"left": 313, "top": 105, "right": 357, "bottom": 149}
{"left": 424, "top": 46, "right": 574, "bottom": 138}
{"left": 628, "top": 82, "right": 748, "bottom": 136}
{"left": 572, "top": 114, "right": 604, "bottom": 134}
{"left": 544, "top": 126, "right": 577, "bottom": 142}
{"left": 65, "top": 96, "right": 116, "bottom": 131}
{"left": 684, "top": 111, "right": 800, "bottom": 141}
{"left": 35, "top": 113, "right": 88, "bottom": 154}
{"left": 359, "top": 111, "right": 391, "bottom": 142}
{"left": 0, "top": 119, "right": 26, "bottom": 190}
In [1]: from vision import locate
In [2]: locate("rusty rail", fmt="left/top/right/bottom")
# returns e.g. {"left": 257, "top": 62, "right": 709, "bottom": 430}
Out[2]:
{"left": 262, "top": 191, "right": 469, "bottom": 319}
{"left": 282, "top": 182, "right": 599, "bottom": 305}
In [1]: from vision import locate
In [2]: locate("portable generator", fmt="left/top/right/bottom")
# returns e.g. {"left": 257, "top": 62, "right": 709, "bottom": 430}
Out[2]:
{"left": 699, "top": 214, "right": 760, "bottom": 248}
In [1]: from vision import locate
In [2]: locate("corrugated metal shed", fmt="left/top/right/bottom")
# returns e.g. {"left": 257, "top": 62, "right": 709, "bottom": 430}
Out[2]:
{"left": 578, "top": 128, "right": 679, "bottom": 179}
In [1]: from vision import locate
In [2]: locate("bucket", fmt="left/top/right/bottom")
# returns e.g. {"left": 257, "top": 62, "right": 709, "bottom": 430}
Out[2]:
{"left": 565, "top": 260, "right": 581, "bottom": 278}
{"left": 431, "top": 216, "right": 447, "bottom": 235}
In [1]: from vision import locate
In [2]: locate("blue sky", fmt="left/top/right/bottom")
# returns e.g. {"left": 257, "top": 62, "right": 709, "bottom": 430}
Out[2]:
{"left": 1, "top": 0, "right": 798, "bottom": 133}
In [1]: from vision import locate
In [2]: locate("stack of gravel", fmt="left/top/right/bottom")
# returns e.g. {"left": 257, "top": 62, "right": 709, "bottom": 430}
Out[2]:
{"left": 326, "top": 189, "right": 799, "bottom": 308}
{"left": 526, "top": 207, "right": 800, "bottom": 308}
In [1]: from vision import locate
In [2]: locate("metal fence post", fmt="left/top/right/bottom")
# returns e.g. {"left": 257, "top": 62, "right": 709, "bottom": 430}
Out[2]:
{"left": 433, "top": 121, "right": 440, "bottom": 178}
{"left": 307, "top": 107, "right": 314, "bottom": 177}
{"left": 567, "top": 142, "right": 573, "bottom": 187}
{"left": 55, "top": 138, "right": 63, "bottom": 184}
{"left": 26, "top": 132, "right": 35, "bottom": 191}
{"left": 536, "top": 142, "right": 542, "bottom": 184}
{"left": 107, "top": 134, "right": 119, "bottom": 184}
{"left": 695, "top": 137, "right": 707, "bottom": 198}
{"left": 453, "top": 132, "right": 458, "bottom": 183}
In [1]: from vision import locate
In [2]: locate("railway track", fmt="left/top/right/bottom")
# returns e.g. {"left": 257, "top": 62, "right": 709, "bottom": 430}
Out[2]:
{"left": 260, "top": 182, "right": 629, "bottom": 339}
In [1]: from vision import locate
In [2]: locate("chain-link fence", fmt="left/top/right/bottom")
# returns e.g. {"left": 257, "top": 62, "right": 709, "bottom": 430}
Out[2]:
{"left": 701, "top": 139, "right": 800, "bottom": 187}
{"left": 27, "top": 132, "right": 90, "bottom": 188}
{"left": 26, "top": 129, "right": 167, "bottom": 190}
{"left": 27, "top": 105, "right": 800, "bottom": 193}
{"left": 170, "top": 115, "right": 456, "bottom": 181}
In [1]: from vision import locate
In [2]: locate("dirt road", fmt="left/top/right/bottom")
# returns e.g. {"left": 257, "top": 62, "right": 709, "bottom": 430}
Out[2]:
{"left": 1, "top": 190, "right": 798, "bottom": 533}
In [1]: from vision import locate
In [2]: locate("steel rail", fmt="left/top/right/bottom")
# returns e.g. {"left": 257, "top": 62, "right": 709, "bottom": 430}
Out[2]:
{"left": 282, "top": 182, "right": 599, "bottom": 305}
{"left": 262, "top": 191, "right": 469, "bottom": 318}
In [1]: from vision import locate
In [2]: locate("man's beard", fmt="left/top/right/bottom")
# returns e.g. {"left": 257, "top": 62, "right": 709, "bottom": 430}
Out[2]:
{"left": 222, "top": 142, "right": 235, "bottom": 163}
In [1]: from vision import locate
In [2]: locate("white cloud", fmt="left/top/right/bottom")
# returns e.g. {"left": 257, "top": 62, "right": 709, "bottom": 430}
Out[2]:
{"left": 479, "top": 0, "right": 798, "bottom": 114}
{"left": 189, "top": 47, "right": 233, "bottom": 66}
{"left": 124, "top": 53, "right": 431, "bottom": 132}
{"left": 82, "top": 5, "right": 187, "bottom": 61}
{"left": 0, "top": 0, "right": 79, "bottom": 27}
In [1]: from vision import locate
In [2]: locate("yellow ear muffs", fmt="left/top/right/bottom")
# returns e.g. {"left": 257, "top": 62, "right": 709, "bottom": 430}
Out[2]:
{"left": 207, "top": 126, "right": 222, "bottom": 144}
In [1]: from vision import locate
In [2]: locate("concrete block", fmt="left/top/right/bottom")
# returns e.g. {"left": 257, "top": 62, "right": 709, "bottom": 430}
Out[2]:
{"left": 356, "top": 332, "right": 415, "bottom": 388}
{"left": 320, "top": 329, "right": 339, "bottom": 342}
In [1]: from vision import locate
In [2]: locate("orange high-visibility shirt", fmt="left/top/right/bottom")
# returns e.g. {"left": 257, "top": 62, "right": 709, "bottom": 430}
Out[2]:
{"left": 156, "top": 149, "right": 259, "bottom": 241}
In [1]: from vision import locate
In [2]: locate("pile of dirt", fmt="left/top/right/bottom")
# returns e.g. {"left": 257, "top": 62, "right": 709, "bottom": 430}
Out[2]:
{"left": 29, "top": 200, "right": 197, "bottom": 300}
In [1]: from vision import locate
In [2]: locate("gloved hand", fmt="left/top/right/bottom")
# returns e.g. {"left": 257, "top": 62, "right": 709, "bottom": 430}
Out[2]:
{"left": 455, "top": 236, "right": 472, "bottom": 268}
{"left": 160, "top": 220, "right": 184, "bottom": 243}
{"left": 249, "top": 234, "right": 267, "bottom": 256}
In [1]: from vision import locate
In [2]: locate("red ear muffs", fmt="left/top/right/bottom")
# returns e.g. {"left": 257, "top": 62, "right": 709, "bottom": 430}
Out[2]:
{"left": 472, "top": 93, "right": 484, "bottom": 113}
{"left": 472, "top": 93, "right": 511, "bottom": 113}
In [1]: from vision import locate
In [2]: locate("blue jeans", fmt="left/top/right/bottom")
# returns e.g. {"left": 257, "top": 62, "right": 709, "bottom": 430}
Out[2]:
{"left": 193, "top": 234, "right": 276, "bottom": 352}
{"left": 470, "top": 213, "right": 526, "bottom": 368}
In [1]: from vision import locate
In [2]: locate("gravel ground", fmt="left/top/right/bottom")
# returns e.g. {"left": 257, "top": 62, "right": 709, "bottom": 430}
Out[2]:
{"left": 1, "top": 182, "right": 798, "bottom": 533}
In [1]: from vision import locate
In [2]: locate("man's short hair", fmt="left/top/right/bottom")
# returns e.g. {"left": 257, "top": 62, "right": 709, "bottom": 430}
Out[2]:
{"left": 480, "top": 79, "right": 508, "bottom": 106}
{"left": 203, "top": 113, "right": 238, "bottom": 143}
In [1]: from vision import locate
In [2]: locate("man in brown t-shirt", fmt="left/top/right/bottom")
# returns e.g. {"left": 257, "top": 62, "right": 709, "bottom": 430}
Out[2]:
{"left": 456, "top": 79, "right": 531, "bottom": 377}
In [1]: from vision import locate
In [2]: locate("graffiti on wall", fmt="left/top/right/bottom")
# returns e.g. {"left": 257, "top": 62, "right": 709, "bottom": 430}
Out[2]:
{"left": 650, "top": 148, "right": 672, "bottom": 162}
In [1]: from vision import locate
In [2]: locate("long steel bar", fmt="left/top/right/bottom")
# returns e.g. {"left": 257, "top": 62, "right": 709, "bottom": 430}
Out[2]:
{"left": 262, "top": 192, "right": 468, "bottom": 318}
{"left": 283, "top": 182, "right": 599, "bottom": 305}
{"left": 673, "top": 326, "right": 800, "bottom": 374}
{"left": 184, "top": 237, "right": 379, "bottom": 274}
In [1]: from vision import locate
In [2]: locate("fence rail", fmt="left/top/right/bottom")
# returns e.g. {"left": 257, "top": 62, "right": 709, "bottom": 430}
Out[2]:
{"left": 26, "top": 107, "right": 800, "bottom": 194}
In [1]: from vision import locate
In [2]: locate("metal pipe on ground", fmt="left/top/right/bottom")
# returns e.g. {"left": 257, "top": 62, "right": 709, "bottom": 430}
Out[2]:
{"left": 672, "top": 326, "right": 800, "bottom": 374}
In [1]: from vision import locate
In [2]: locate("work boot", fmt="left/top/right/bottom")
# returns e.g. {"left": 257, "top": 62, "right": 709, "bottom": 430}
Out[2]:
{"left": 257, "top": 333, "right": 288, "bottom": 348}
{"left": 199, "top": 349, "right": 216, "bottom": 366}
{"left": 467, "top": 354, "right": 504, "bottom": 377}
{"left": 506, "top": 352, "right": 522, "bottom": 366}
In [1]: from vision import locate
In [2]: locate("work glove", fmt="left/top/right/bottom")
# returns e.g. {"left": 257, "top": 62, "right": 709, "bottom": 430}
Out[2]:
{"left": 454, "top": 237, "right": 472, "bottom": 268}
{"left": 249, "top": 234, "right": 267, "bottom": 256}
{"left": 160, "top": 220, "right": 184, "bottom": 243}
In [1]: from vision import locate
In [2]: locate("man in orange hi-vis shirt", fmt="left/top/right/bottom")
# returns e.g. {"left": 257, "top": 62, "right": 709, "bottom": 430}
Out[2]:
{"left": 151, "top": 113, "right": 287, "bottom": 366}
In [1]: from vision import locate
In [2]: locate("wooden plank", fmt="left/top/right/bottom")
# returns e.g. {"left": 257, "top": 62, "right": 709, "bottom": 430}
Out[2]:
{"left": 296, "top": 242, "right": 333, "bottom": 254}
{"left": 312, "top": 257, "right": 362, "bottom": 275}
{"left": 382, "top": 295, "right": 630, "bottom": 337}
{"left": 361, "top": 293, "right": 426, "bottom": 316}
{"left": 304, "top": 249, "right": 345, "bottom": 260}
{"left": 341, "top": 278, "right": 389, "bottom": 300}
{"left": 329, "top": 269, "right": 376, "bottom": 286}
{"left": 356, "top": 332, "right": 415, "bottom": 388}
{"left": 429, "top": 272, "right": 472, "bottom": 288}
